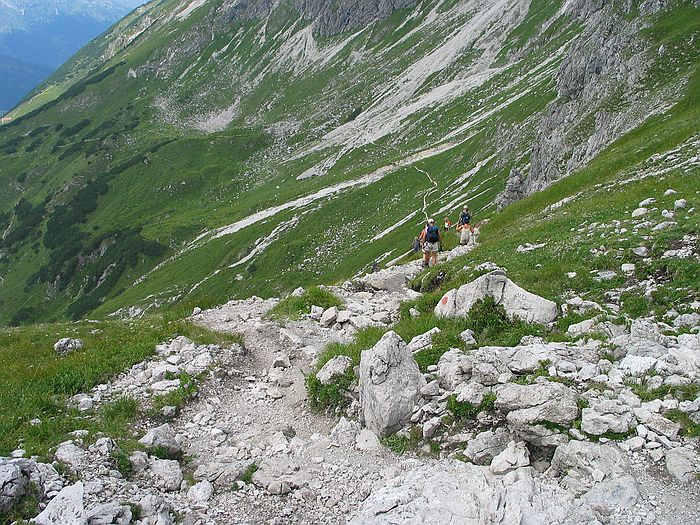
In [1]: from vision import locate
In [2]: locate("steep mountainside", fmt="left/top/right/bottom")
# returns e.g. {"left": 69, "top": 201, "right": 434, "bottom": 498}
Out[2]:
{"left": 0, "top": 0, "right": 698, "bottom": 325}
{"left": 0, "top": 0, "right": 144, "bottom": 112}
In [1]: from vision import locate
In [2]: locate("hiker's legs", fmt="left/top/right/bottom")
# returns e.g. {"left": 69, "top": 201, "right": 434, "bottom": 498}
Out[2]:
{"left": 431, "top": 252, "right": 438, "bottom": 266}
{"left": 422, "top": 251, "right": 430, "bottom": 268}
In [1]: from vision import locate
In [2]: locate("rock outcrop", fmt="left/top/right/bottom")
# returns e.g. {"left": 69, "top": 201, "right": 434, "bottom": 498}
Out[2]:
{"left": 359, "top": 331, "right": 426, "bottom": 437}
{"left": 349, "top": 460, "right": 602, "bottom": 524}
{"left": 435, "top": 270, "right": 558, "bottom": 324}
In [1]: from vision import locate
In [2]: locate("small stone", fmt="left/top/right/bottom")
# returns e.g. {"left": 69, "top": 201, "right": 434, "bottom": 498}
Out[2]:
{"left": 674, "top": 199, "right": 687, "bottom": 210}
{"left": 272, "top": 354, "right": 291, "bottom": 369}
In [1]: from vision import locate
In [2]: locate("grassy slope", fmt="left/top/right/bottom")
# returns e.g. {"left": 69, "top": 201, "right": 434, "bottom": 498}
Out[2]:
{"left": 0, "top": 1, "right": 696, "bottom": 325}
{"left": 0, "top": 317, "right": 241, "bottom": 458}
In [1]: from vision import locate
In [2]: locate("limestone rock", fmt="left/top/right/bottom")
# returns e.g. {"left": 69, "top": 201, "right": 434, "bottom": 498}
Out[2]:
{"left": 549, "top": 441, "right": 625, "bottom": 494}
{"left": 581, "top": 400, "right": 636, "bottom": 436}
{"left": 55, "top": 442, "right": 86, "bottom": 471}
{"left": 645, "top": 413, "right": 681, "bottom": 440}
{"left": 359, "top": 331, "right": 426, "bottom": 437}
{"left": 665, "top": 447, "right": 697, "bottom": 482}
{"left": 150, "top": 459, "right": 183, "bottom": 492}
{"left": 251, "top": 458, "right": 307, "bottom": 494}
{"left": 0, "top": 463, "right": 27, "bottom": 515}
{"left": 320, "top": 306, "right": 339, "bottom": 326}
{"left": 349, "top": 460, "right": 601, "bottom": 524}
{"left": 470, "top": 346, "right": 510, "bottom": 386}
{"left": 330, "top": 417, "right": 360, "bottom": 445}
{"left": 463, "top": 428, "right": 513, "bottom": 465}
{"left": 87, "top": 503, "right": 132, "bottom": 525}
{"left": 489, "top": 441, "right": 529, "bottom": 474}
{"left": 139, "top": 424, "right": 181, "bottom": 456}
{"left": 618, "top": 355, "right": 657, "bottom": 376}
{"left": 187, "top": 480, "right": 214, "bottom": 505}
{"left": 434, "top": 270, "right": 558, "bottom": 324}
{"left": 406, "top": 327, "right": 441, "bottom": 353}
{"left": 34, "top": 482, "right": 86, "bottom": 525}
{"left": 436, "top": 348, "right": 472, "bottom": 390}
{"left": 495, "top": 382, "right": 579, "bottom": 426}
{"left": 582, "top": 476, "right": 639, "bottom": 517}
{"left": 53, "top": 338, "right": 85, "bottom": 355}
{"left": 356, "top": 428, "right": 382, "bottom": 451}
{"left": 316, "top": 355, "right": 353, "bottom": 385}
{"left": 459, "top": 329, "right": 477, "bottom": 348}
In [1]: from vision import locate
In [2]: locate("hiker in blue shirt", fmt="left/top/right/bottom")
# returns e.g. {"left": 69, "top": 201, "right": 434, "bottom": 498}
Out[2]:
{"left": 419, "top": 218, "right": 442, "bottom": 269}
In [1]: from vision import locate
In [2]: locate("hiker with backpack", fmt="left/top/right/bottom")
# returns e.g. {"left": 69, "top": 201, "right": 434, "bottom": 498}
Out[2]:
{"left": 457, "top": 206, "right": 474, "bottom": 246}
{"left": 419, "top": 218, "right": 442, "bottom": 269}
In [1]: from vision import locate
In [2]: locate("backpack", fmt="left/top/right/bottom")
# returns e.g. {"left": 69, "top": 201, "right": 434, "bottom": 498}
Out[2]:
{"left": 460, "top": 212, "right": 471, "bottom": 225}
{"left": 426, "top": 225, "right": 440, "bottom": 243}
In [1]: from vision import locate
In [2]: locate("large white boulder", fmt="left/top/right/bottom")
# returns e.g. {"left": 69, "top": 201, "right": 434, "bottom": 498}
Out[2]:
{"left": 434, "top": 270, "right": 558, "bottom": 324}
{"left": 359, "top": 331, "right": 426, "bottom": 437}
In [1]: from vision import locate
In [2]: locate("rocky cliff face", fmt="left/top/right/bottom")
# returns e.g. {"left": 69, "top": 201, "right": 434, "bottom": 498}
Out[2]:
{"left": 497, "top": 0, "right": 685, "bottom": 207}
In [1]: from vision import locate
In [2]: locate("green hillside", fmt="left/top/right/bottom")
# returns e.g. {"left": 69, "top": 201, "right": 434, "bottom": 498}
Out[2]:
{"left": 0, "top": 0, "right": 698, "bottom": 325}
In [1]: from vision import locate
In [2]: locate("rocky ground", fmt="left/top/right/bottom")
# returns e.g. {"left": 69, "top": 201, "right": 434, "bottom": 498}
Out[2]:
{"left": 2, "top": 238, "right": 699, "bottom": 525}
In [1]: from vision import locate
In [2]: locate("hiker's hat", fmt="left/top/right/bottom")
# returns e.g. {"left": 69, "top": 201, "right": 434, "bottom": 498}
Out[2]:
{"left": 427, "top": 218, "right": 435, "bottom": 224}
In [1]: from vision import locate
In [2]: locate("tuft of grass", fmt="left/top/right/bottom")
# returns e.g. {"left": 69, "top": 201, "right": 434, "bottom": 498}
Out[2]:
{"left": 381, "top": 434, "right": 413, "bottom": 455}
{"left": 152, "top": 373, "right": 199, "bottom": 410}
{"left": 266, "top": 287, "right": 343, "bottom": 321}
{"left": 627, "top": 381, "right": 699, "bottom": 403}
{"left": 233, "top": 463, "right": 259, "bottom": 490}
{"left": 447, "top": 392, "right": 496, "bottom": 421}
{"left": 665, "top": 409, "right": 700, "bottom": 438}
{"left": 112, "top": 449, "right": 133, "bottom": 478}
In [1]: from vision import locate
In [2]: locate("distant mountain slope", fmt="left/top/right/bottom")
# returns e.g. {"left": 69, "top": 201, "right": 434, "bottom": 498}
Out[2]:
{"left": 0, "top": 0, "right": 697, "bottom": 325}
{"left": 0, "top": 54, "right": 50, "bottom": 112}
{"left": 0, "top": 0, "right": 144, "bottom": 111}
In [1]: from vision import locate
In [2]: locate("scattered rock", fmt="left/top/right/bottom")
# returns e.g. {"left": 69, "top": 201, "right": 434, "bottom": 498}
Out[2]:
{"left": 187, "top": 480, "right": 214, "bottom": 505}
{"left": 316, "top": 355, "right": 353, "bottom": 385}
{"left": 54, "top": 338, "right": 85, "bottom": 355}
{"left": 86, "top": 503, "right": 132, "bottom": 525}
{"left": 489, "top": 441, "right": 529, "bottom": 474}
{"left": 581, "top": 400, "right": 636, "bottom": 436}
{"left": 139, "top": 424, "right": 181, "bottom": 456}
{"left": 149, "top": 459, "right": 183, "bottom": 492}
{"left": 665, "top": 447, "right": 697, "bottom": 482}
{"left": 320, "top": 306, "right": 339, "bottom": 327}
{"left": 406, "top": 327, "right": 441, "bottom": 353}
{"left": 436, "top": 348, "right": 472, "bottom": 390}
